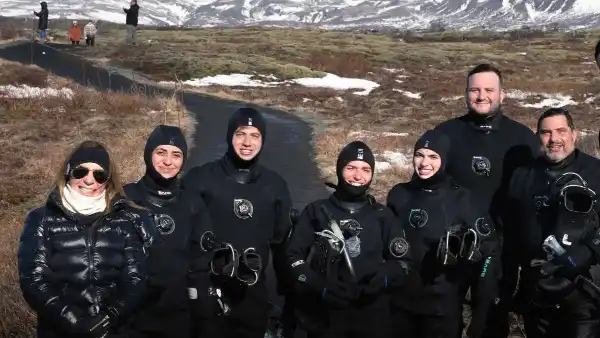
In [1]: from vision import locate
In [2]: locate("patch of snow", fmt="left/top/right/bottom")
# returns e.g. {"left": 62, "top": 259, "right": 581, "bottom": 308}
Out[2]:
{"left": 584, "top": 96, "right": 596, "bottom": 104}
{"left": 349, "top": 130, "right": 409, "bottom": 138}
{"left": 335, "top": 96, "right": 344, "bottom": 102}
{"left": 442, "top": 95, "right": 463, "bottom": 102}
{"left": 0, "top": 85, "right": 73, "bottom": 99}
{"left": 581, "top": 62, "right": 596, "bottom": 65}
{"left": 382, "top": 68, "right": 401, "bottom": 73}
{"left": 159, "top": 72, "right": 380, "bottom": 95}
{"left": 302, "top": 98, "right": 312, "bottom": 103}
{"left": 506, "top": 90, "right": 578, "bottom": 108}
{"left": 393, "top": 89, "right": 422, "bottom": 99}
{"left": 518, "top": 52, "right": 527, "bottom": 55}
{"left": 375, "top": 161, "right": 392, "bottom": 173}
{"left": 382, "top": 150, "right": 411, "bottom": 168}
{"left": 293, "top": 73, "right": 380, "bottom": 95}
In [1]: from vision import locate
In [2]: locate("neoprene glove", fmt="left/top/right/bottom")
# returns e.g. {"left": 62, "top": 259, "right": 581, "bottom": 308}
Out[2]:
{"left": 292, "top": 262, "right": 357, "bottom": 309}
{"left": 360, "top": 261, "right": 408, "bottom": 298}
{"left": 71, "top": 314, "right": 110, "bottom": 338}
{"left": 553, "top": 244, "right": 594, "bottom": 279}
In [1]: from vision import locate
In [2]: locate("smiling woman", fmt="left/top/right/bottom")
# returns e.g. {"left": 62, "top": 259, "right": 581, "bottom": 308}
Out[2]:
{"left": 17, "top": 140, "right": 156, "bottom": 338}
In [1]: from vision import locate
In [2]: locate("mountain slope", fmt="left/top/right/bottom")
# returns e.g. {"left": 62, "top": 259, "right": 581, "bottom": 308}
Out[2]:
{"left": 2, "top": 0, "right": 600, "bottom": 30}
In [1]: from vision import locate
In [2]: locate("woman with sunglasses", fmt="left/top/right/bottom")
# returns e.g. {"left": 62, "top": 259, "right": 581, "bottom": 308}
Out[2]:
{"left": 124, "top": 125, "right": 215, "bottom": 338}
{"left": 385, "top": 129, "right": 500, "bottom": 338}
{"left": 17, "top": 140, "right": 154, "bottom": 338}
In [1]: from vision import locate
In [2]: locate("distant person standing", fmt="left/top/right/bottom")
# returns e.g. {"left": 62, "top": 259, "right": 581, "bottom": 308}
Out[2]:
{"left": 123, "top": 0, "right": 139, "bottom": 45}
{"left": 33, "top": 1, "right": 49, "bottom": 42}
{"left": 84, "top": 21, "right": 97, "bottom": 46}
{"left": 68, "top": 21, "right": 81, "bottom": 45}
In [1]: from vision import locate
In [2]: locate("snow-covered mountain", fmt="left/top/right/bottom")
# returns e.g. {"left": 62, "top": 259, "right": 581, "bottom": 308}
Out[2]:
{"left": 2, "top": 0, "right": 600, "bottom": 30}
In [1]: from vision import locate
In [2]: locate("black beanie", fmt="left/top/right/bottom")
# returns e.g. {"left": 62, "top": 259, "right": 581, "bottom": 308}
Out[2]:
{"left": 337, "top": 141, "right": 375, "bottom": 174}
{"left": 335, "top": 141, "right": 375, "bottom": 200}
{"left": 144, "top": 125, "right": 188, "bottom": 182}
{"left": 68, "top": 145, "right": 110, "bottom": 176}
{"left": 413, "top": 129, "right": 450, "bottom": 173}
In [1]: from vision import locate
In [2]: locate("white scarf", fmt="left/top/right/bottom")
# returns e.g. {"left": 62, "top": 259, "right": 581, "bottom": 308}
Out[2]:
{"left": 62, "top": 184, "right": 107, "bottom": 215}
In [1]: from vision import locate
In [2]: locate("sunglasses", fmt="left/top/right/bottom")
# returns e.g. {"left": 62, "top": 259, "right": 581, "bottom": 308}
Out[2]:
{"left": 71, "top": 166, "right": 109, "bottom": 184}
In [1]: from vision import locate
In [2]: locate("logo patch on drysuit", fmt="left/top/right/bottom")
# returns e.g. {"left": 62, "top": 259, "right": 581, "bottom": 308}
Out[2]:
{"left": 471, "top": 156, "right": 491, "bottom": 177}
{"left": 233, "top": 198, "right": 253, "bottom": 219}
{"left": 409, "top": 209, "right": 428, "bottom": 229}
{"left": 474, "top": 217, "right": 492, "bottom": 236}
{"left": 389, "top": 237, "right": 409, "bottom": 258}
{"left": 339, "top": 219, "right": 362, "bottom": 258}
{"left": 154, "top": 214, "right": 176, "bottom": 235}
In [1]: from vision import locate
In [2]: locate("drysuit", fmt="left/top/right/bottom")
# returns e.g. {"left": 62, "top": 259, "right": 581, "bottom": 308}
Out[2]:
{"left": 434, "top": 109, "right": 539, "bottom": 337}
{"left": 124, "top": 125, "right": 213, "bottom": 338}
{"left": 386, "top": 130, "right": 500, "bottom": 338}
{"left": 286, "top": 141, "right": 411, "bottom": 338}
{"left": 184, "top": 107, "right": 293, "bottom": 338}
{"left": 506, "top": 149, "right": 600, "bottom": 338}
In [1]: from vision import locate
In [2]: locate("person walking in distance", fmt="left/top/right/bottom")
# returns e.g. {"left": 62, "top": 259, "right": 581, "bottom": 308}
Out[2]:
{"left": 184, "top": 107, "right": 294, "bottom": 338}
{"left": 68, "top": 21, "right": 81, "bottom": 45}
{"left": 123, "top": 0, "right": 139, "bottom": 45}
{"left": 434, "top": 63, "right": 540, "bottom": 337}
{"left": 84, "top": 20, "right": 97, "bottom": 46}
{"left": 33, "top": 1, "right": 49, "bottom": 42}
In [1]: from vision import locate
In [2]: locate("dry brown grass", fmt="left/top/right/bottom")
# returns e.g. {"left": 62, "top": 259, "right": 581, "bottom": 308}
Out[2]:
{"left": 0, "top": 59, "right": 194, "bottom": 337}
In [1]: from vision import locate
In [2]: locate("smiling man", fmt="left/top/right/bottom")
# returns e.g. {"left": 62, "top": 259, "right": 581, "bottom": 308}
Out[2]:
{"left": 503, "top": 108, "right": 600, "bottom": 338}
{"left": 433, "top": 64, "right": 541, "bottom": 338}
{"left": 184, "top": 107, "right": 293, "bottom": 338}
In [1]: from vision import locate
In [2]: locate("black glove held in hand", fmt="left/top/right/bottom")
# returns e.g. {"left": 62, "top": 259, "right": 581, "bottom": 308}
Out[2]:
{"left": 553, "top": 245, "right": 594, "bottom": 279}
{"left": 71, "top": 314, "right": 110, "bottom": 338}
{"left": 360, "top": 261, "right": 408, "bottom": 298}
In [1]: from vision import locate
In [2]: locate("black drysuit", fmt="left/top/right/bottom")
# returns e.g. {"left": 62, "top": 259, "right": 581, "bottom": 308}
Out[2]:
{"left": 124, "top": 179, "right": 212, "bottom": 337}
{"left": 386, "top": 176, "right": 500, "bottom": 338}
{"left": 505, "top": 149, "right": 600, "bottom": 338}
{"left": 285, "top": 141, "right": 411, "bottom": 338}
{"left": 434, "top": 110, "right": 539, "bottom": 336}
{"left": 286, "top": 193, "right": 411, "bottom": 338}
{"left": 184, "top": 108, "right": 293, "bottom": 338}
{"left": 124, "top": 125, "right": 213, "bottom": 338}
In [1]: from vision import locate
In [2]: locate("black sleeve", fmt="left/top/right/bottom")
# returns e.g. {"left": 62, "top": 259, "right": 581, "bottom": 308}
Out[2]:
{"left": 385, "top": 184, "right": 410, "bottom": 218}
{"left": 285, "top": 204, "right": 317, "bottom": 277}
{"left": 381, "top": 207, "right": 412, "bottom": 269}
{"left": 270, "top": 178, "right": 294, "bottom": 293}
{"left": 17, "top": 208, "right": 87, "bottom": 332}
{"left": 271, "top": 177, "right": 293, "bottom": 247}
{"left": 462, "top": 194, "right": 501, "bottom": 338}
{"left": 188, "top": 196, "right": 215, "bottom": 287}
{"left": 108, "top": 218, "right": 149, "bottom": 324}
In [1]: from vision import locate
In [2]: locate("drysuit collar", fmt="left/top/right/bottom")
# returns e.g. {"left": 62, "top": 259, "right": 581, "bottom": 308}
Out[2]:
{"left": 543, "top": 148, "right": 578, "bottom": 178}
{"left": 466, "top": 108, "right": 503, "bottom": 132}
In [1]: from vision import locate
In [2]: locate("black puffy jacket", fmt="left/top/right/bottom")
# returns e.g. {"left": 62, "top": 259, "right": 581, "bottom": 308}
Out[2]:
{"left": 18, "top": 189, "right": 154, "bottom": 337}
